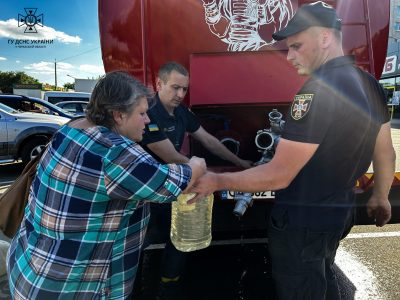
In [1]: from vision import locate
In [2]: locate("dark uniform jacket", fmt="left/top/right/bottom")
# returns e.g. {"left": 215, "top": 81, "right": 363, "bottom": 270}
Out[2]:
{"left": 274, "top": 55, "right": 390, "bottom": 229}
{"left": 141, "top": 94, "right": 200, "bottom": 162}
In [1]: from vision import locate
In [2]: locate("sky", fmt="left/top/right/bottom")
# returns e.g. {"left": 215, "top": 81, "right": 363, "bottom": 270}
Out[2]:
{"left": 0, "top": 0, "right": 104, "bottom": 87}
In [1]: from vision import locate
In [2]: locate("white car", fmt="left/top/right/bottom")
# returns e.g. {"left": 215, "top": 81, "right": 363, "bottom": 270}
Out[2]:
{"left": 0, "top": 103, "right": 69, "bottom": 164}
{"left": 43, "top": 91, "right": 91, "bottom": 104}
{"left": 0, "top": 94, "right": 75, "bottom": 119}
{"left": 55, "top": 101, "right": 88, "bottom": 116}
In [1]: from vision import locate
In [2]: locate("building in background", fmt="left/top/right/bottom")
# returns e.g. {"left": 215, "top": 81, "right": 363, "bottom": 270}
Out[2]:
{"left": 12, "top": 84, "right": 42, "bottom": 98}
{"left": 74, "top": 79, "right": 98, "bottom": 93}
{"left": 380, "top": 0, "right": 400, "bottom": 117}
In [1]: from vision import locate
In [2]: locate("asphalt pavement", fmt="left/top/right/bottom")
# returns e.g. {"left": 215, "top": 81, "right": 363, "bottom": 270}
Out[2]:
{"left": 1, "top": 119, "right": 400, "bottom": 299}
{"left": 0, "top": 162, "right": 15, "bottom": 300}
{"left": 0, "top": 232, "right": 10, "bottom": 300}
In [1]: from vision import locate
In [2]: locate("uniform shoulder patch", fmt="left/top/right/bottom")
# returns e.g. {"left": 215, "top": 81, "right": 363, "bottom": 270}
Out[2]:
{"left": 291, "top": 93, "right": 314, "bottom": 120}
{"left": 148, "top": 123, "right": 159, "bottom": 132}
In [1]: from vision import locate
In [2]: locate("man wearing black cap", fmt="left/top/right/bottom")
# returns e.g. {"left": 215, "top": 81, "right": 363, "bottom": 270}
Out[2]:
{"left": 190, "top": 1, "right": 395, "bottom": 299}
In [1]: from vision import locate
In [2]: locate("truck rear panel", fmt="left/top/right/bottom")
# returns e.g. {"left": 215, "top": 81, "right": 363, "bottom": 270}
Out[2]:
{"left": 99, "top": 0, "right": 398, "bottom": 234}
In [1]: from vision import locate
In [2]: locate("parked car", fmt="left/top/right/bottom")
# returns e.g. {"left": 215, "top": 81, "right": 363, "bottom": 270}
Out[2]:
{"left": 0, "top": 103, "right": 69, "bottom": 164}
{"left": 55, "top": 101, "right": 88, "bottom": 116}
{"left": 0, "top": 94, "right": 75, "bottom": 119}
{"left": 43, "top": 91, "right": 91, "bottom": 104}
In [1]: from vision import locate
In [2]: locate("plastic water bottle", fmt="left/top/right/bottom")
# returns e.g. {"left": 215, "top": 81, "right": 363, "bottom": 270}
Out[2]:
{"left": 170, "top": 193, "right": 214, "bottom": 252}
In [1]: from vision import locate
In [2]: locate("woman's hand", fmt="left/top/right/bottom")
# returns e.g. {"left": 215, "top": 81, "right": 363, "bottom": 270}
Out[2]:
{"left": 185, "top": 156, "right": 206, "bottom": 192}
{"left": 188, "top": 156, "right": 206, "bottom": 175}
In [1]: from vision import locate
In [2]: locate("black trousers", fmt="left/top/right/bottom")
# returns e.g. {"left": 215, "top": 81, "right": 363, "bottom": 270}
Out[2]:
{"left": 267, "top": 211, "right": 354, "bottom": 300}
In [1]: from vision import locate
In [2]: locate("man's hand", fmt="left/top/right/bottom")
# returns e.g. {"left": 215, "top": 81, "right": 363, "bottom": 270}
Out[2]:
{"left": 366, "top": 122, "right": 395, "bottom": 227}
{"left": 187, "top": 171, "right": 218, "bottom": 204}
{"left": 366, "top": 194, "right": 392, "bottom": 227}
{"left": 236, "top": 159, "right": 253, "bottom": 169}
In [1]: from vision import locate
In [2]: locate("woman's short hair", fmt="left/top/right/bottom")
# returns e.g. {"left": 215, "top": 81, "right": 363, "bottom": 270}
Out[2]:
{"left": 86, "top": 71, "right": 152, "bottom": 129}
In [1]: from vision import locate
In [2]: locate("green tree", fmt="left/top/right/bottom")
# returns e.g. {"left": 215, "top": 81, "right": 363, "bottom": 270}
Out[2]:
{"left": 63, "top": 82, "right": 75, "bottom": 90}
{"left": 0, "top": 71, "right": 41, "bottom": 93}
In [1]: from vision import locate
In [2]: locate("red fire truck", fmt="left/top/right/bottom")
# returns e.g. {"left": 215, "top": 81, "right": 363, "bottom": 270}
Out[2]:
{"left": 99, "top": 0, "right": 398, "bottom": 238}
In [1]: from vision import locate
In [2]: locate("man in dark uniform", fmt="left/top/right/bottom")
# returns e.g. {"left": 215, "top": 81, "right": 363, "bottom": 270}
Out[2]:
{"left": 190, "top": 2, "right": 395, "bottom": 299}
{"left": 139, "top": 61, "right": 251, "bottom": 299}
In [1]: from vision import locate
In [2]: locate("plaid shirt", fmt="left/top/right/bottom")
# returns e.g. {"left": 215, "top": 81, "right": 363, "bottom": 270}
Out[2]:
{"left": 7, "top": 125, "right": 191, "bottom": 299}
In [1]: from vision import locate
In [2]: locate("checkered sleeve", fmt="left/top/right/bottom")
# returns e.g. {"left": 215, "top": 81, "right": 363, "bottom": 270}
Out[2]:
{"left": 103, "top": 143, "right": 192, "bottom": 202}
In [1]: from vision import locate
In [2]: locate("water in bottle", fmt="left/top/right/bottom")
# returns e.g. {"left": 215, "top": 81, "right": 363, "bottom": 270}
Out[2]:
{"left": 170, "top": 193, "right": 214, "bottom": 252}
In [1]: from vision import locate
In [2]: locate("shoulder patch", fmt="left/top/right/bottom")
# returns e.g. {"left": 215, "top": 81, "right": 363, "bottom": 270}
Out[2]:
{"left": 291, "top": 94, "right": 314, "bottom": 120}
{"left": 148, "top": 124, "right": 159, "bottom": 132}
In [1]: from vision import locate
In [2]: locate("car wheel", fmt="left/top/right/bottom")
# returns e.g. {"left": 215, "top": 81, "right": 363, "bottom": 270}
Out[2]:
{"left": 21, "top": 137, "right": 48, "bottom": 164}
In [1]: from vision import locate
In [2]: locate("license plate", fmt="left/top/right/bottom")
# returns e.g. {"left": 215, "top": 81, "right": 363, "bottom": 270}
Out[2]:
{"left": 220, "top": 190, "right": 275, "bottom": 200}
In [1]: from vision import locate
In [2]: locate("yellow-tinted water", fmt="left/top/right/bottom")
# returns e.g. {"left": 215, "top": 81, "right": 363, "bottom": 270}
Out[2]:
{"left": 170, "top": 193, "right": 214, "bottom": 252}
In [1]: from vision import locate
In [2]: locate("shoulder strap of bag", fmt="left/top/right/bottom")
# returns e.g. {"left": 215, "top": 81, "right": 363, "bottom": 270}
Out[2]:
{"left": 0, "top": 134, "right": 52, "bottom": 238}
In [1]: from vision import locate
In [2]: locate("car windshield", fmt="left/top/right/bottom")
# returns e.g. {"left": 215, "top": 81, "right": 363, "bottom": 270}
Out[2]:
{"left": 29, "top": 97, "right": 74, "bottom": 116}
{"left": 0, "top": 102, "right": 19, "bottom": 114}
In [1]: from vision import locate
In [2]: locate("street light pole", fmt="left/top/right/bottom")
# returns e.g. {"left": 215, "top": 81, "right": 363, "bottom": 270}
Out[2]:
{"left": 66, "top": 74, "right": 76, "bottom": 91}
{"left": 54, "top": 59, "right": 57, "bottom": 90}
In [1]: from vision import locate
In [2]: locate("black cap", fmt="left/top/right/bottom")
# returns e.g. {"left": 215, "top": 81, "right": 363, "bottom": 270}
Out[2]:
{"left": 272, "top": 1, "right": 342, "bottom": 41}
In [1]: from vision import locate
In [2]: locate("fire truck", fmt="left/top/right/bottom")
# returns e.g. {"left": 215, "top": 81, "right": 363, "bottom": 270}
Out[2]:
{"left": 98, "top": 0, "right": 399, "bottom": 239}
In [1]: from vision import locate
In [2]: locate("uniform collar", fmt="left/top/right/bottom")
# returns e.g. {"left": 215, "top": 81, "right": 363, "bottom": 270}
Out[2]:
{"left": 154, "top": 93, "right": 175, "bottom": 119}
{"left": 312, "top": 55, "right": 355, "bottom": 76}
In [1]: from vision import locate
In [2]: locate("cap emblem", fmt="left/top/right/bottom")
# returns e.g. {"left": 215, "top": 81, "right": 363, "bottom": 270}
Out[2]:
{"left": 310, "top": 1, "right": 333, "bottom": 9}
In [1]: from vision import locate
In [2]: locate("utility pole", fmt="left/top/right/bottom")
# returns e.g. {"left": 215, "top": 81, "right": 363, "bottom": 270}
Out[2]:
{"left": 54, "top": 59, "right": 57, "bottom": 90}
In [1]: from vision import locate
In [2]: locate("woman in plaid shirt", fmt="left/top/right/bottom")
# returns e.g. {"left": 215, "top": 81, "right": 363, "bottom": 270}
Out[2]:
{"left": 6, "top": 71, "right": 206, "bottom": 299}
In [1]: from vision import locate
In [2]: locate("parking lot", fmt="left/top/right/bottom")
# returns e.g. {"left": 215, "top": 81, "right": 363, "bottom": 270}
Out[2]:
{"left": 1, "top": 162, "right": 400, "bottom": 299}
{"left": 2, "top": 117, "right": 400, "bottom": 298}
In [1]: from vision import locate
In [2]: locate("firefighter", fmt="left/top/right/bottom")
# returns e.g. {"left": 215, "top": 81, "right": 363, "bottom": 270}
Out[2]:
{"left": 190, "top": 2, "right": 395, "bottom": 299}
{"left": 138, "top": 61, "right": 252, "bottom": 299}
